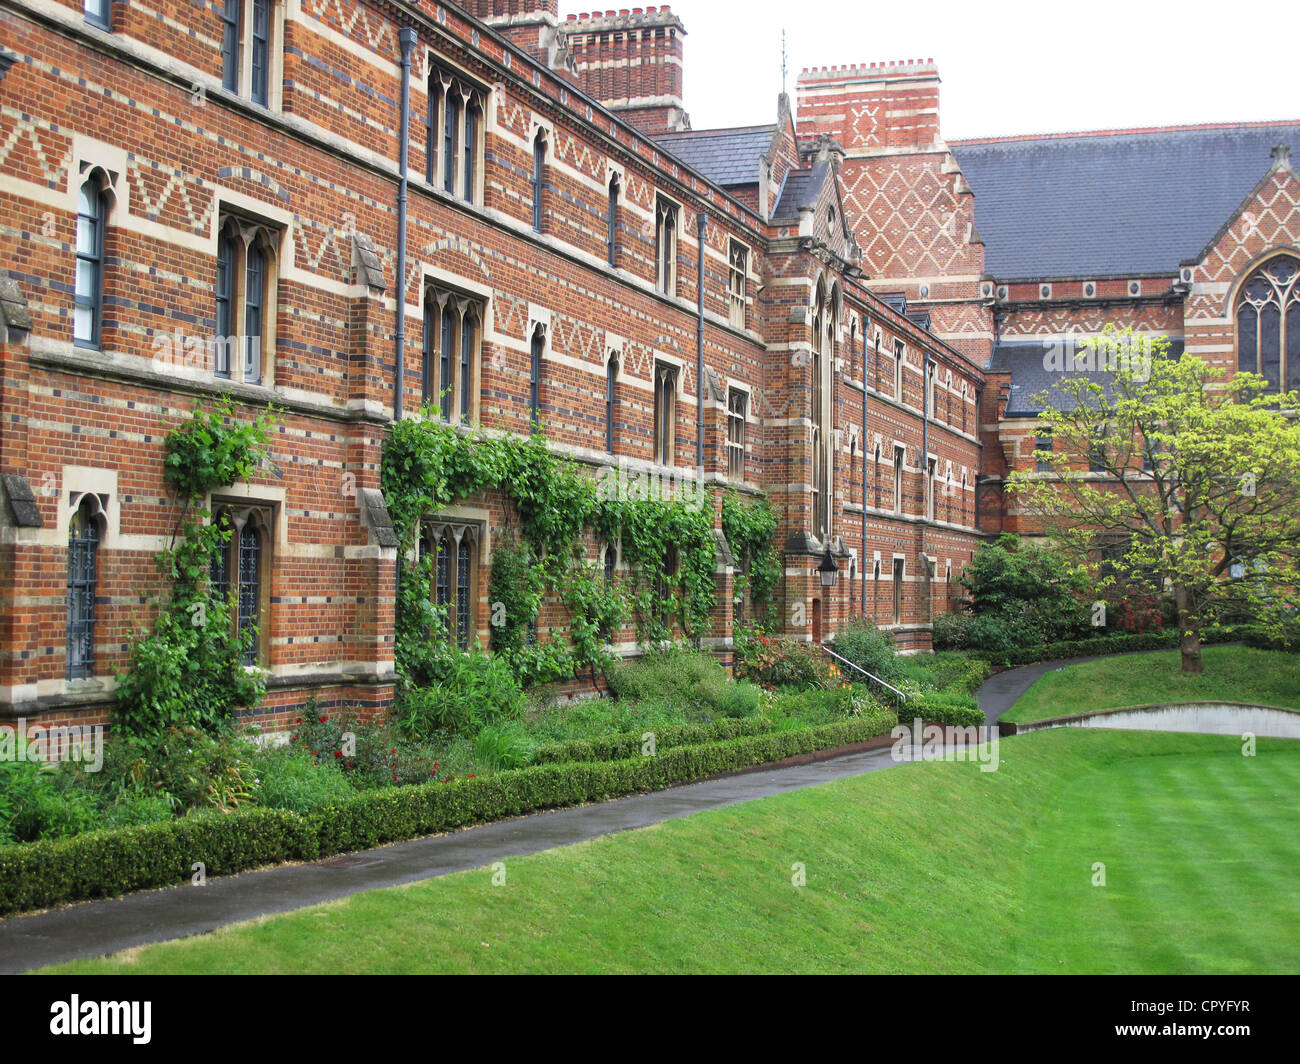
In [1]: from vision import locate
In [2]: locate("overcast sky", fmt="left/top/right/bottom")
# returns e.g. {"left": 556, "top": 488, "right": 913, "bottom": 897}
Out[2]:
{"left": 642, "top": 0, "right": 1297, "bottom": 141}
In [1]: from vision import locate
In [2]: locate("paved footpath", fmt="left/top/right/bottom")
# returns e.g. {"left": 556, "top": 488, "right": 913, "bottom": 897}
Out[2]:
{"left": 975, "top": 649, "right": 1172, "bottom": 729}
{"left": 1, "top": 745, "right": 900, "bottom": 973}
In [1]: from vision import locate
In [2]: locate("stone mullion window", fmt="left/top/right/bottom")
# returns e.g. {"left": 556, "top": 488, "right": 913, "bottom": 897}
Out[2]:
{"left": 84, "top": 0, "right": 111, "bottom": 30}
{"left": 210, "top": 504, "right": 273, "bottom": 669}
{"left": 423, "top": 522, "right": 480, "bottom": 650}
{"left": 529, "top": 325, "right": 546, "bottom": 425}
{"left": 221, "top": 0, "right": 280, "bottom": 108}
{"left": 213, "top": 214, "right": 279, "bottom": 386}
{"left": 427, "top": 68, "right": 484, "bottom": 205}
{"left": 423, "top": 286, "right": 483, "bottom": 424}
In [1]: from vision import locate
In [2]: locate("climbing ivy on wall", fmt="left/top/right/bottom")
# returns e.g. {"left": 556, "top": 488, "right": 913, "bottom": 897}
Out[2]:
{"left": 722, "top": 490, "right": 781, "bottom": 632}
{"left": 116, "top": 400, "right": 278, "bottom": 736}
{"left": 381, "top": 419, "right": 738, "bottom": 683}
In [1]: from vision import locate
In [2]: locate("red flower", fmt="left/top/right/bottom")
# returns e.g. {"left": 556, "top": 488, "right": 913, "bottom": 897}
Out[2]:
{"left": 392, "top": 776, "right": 398, "bottom": 782}
{"left": 319, "top": 716, "right": 327, "bottom": 724}
{"left": 469, "top": 774, "right": 477, "bottom": 779}
{"left": 391, "top": 748, "right": 397, "bottom": 755}
{"left": 295, "top": 718, "right": 303, "bottom": 724}
{"left": 334, "top": 751, "right": 342, "bottom": 759}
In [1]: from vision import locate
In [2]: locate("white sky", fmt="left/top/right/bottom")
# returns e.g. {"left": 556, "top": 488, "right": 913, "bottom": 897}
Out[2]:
{"left": 626, "top": 0, "right": 1299, "bottom": 141}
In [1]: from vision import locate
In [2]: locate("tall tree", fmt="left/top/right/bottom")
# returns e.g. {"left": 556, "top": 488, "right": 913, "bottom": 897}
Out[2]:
{"left": 1008, "top": 328, "right": 1300, "bottom": 673}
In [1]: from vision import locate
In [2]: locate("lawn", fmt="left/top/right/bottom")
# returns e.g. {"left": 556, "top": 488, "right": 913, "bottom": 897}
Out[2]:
{"left": 42, "top": 729, "right": 1300, "bottom": 974}
{"left": 1000, "top": 646, "right": 1300, "bottom": 724}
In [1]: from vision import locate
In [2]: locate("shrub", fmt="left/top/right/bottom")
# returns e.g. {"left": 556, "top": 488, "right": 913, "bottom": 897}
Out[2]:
{"left": 966, "top": 628, "right": 1211, "bottom": 667}
{"left": 904, "top": 689, "right": 984, "bottom": 728}
{"left": 734, "top": 634, "right": 836, "bottom": 690}
{"left": 88, "top": 726, "right": 258, "bottom": 812}
{"left": 913, "top": 653, "right": 992, "bottom": 695}
{"left": 831, "top": 620, "right": 907, "bottom": 686}
{"left": 252, "top": 747, "right": 357, "bottom": 815}
{"left": 102, "top": 792, "right": 177, "bottom": 829}
{"left": 396, "top": 650, "right": 525, "bottom": 738}
{"left": 957, "top": 533, "right": 1093, "bottom": 646}
{"left": 286, "top": 712, "right": 463, "bottom": 788}
{"left": 932, "top": 610, "right": 977, "bottom": 651}
{"left": 606, "top": 647, "right": 762, "bottom": 720}
{"left": 531, "top": 717, "right": 776, "bottom": 764}
{"left": 0, "top": 759, "right": 100, "bottom": 843}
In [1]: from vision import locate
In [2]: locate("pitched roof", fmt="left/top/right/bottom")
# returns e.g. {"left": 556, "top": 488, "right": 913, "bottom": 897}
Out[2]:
{"left": 654, "top": 125, "right": 776, "bottom": 187}
{"left": 950, "top": 122, "right": 1300, "bottom": 281}
{"left": 991, "top": 340, "right": 1185, "bottom": 416}
{"left": 771, "top": 168, "right": 817, "bottom": 221}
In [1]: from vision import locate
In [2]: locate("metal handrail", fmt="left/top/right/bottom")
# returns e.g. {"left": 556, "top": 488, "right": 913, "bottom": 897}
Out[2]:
{"left": 820, "top": 644, "right": 907, "bottom": 702}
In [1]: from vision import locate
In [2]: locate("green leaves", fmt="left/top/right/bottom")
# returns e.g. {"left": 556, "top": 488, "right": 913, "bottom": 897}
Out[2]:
{"left": 383, "top": 420, "right": 727, "bottom": 676}
{"left": 1008, "top": 326, "right": 1300, "bottom": 670}
{"left": 116, "top": 401, "right": 278, "bottom": 736}
{"left": 162, "top": 398, "right": 277, "bottom": 504}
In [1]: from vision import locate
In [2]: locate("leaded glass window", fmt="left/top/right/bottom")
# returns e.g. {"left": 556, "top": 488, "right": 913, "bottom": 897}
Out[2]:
{"left": 66, "top": 497, "right": 101, "bottom": 680}
{"left": 1237, "top": 255, "right": 1300, "bottom": 395}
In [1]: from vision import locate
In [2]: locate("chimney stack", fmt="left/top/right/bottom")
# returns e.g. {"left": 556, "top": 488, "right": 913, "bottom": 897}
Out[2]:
{"left": 565, "top": 8, "right": 690, "bottom": 136}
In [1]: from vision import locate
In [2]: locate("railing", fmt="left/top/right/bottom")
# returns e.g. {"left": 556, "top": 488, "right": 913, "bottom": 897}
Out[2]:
{"left": 819, "top": 644, "right": 908, "bottom": 703}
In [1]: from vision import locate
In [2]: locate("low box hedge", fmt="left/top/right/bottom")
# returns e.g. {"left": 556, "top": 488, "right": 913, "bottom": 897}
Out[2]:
{"left": 0, "top": 716, "right": 896, "bottom": 917}
{"left": 531, "top": 717, "right": 776, "bottom": 765}
{"left": 902, "top": 691, "right": 985, "bottom": 728}
{"left": 967, "top": 627, "right": 1240, "bottom": 668}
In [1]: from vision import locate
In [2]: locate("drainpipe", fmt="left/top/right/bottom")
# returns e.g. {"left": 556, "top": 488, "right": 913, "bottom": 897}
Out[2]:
{"left": 921, "top": 348, "right": 931, "bottom": 623}
{"left": 696, "top": 212, "right": 707, "bottom": 472}
{"left": 394, "top": 27, "right": 417, "bottom": 423}
{"left": 861, "top": 317, "right": 869, "bottom": 618}
{"left": 393, "top": 27, "right": 416, "bottom": 613}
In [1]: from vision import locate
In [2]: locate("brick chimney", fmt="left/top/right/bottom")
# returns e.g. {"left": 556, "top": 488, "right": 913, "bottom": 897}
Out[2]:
{"left": 462, "top": 2, "right": 576, "bottom": 76}
{"left": 565, "top": 7, "right": 690, "bottom": 136}
{"left": 796, "top": 59, "right": 941, "bottom": 153}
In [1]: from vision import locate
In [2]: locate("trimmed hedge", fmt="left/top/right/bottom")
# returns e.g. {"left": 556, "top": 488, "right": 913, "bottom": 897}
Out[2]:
{"left": 903, "top": 691, "right": 985, "bottom": 728}
{"left": 968, "top": 627, "right": 1240, "bottom": 668}
{"left": 531, "top": 717, "right": 776, "bottom": 765}
{"left": 0, "top": 716, "right": 896, "bottom": 917}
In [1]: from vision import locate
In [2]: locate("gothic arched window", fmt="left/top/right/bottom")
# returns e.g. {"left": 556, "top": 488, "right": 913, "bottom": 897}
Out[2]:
{"left": 67, "top": 495, "right": 102, "bottom": 679}
{"left": 1237, "top": 254, "right": 1300, "bottom": 395}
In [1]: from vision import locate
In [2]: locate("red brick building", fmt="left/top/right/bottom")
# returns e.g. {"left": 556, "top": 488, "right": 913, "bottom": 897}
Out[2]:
{"left": 0, "top": 2, "right": 1291, "bottom": 731}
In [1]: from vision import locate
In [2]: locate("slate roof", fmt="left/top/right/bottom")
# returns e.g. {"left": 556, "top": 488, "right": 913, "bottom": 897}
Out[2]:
{"left": 951, "top": 123, "right": 1300, "bottom": 281}
{"left": 991, "top": 340, "right": 1185, "bottom": 416}
{"left": 771, "top": 168, "right": 816, "bottom": 221}
{"left": 654, "top": 125, "right": 775, "bottom": 187}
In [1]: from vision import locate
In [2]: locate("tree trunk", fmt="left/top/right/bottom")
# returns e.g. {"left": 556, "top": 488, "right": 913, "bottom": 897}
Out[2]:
{"left": 1174, "top": 584, "right": 1203, "bottom": 674}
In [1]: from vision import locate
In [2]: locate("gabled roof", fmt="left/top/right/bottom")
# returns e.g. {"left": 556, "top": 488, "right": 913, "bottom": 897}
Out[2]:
{"left": 654, "top": 124, "right": 776, "bottom": 186}
{"left": 950, "top": 121, "right": 1300, "bottom": 281}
